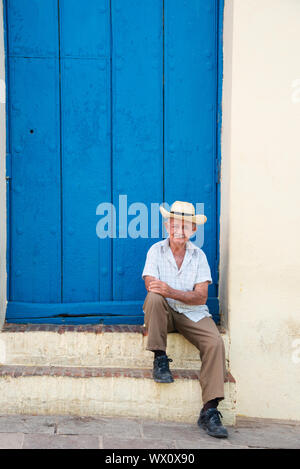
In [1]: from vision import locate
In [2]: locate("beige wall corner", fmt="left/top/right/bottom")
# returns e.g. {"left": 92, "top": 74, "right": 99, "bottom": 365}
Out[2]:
{"left": 220, "top": 0, "right": 300, "bottom": 420}
{"left": 0, "top": 0, "right": 7, "bottom": 329}
{"left": 219, "top": 0, "right": 234, "bottom": 330}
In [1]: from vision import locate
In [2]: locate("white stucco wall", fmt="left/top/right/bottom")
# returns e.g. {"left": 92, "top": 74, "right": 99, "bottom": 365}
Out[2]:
{"left": 0, "top": 0, "right": 6, "bottom": 329}
{"left": 220, "top": 0, "right": 300, "bottom": 420}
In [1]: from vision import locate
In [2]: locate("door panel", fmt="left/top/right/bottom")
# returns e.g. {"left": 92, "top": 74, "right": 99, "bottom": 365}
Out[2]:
{"left": 111, "top": 0, "right": 163, "bottom": 301}
{"left": 61, "top": 58, "right": 112, "bottom": 302}
{"left": 59, "top": 0, "right": 110, "bottom": 58}
{"left": 9, "top": 57, "right": 61, "bottom": 303}
{"left": 164, "top": 0, "right": 218, "bottom": 294}
{"left": 59, "top": 0, "right": 112, "bottom": 302}
{"left": 6, "top": 0, "right": 58, "bottom": 57}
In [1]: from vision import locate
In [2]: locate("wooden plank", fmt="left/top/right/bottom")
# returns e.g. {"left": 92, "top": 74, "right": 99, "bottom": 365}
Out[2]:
{"left": 6, "top": 0, "right": 58, "bottom": 57}
{"left": 164, "top": 0, "right": 218, "bottom": 296}
{"left": 8, "top": 57, "right": 61, "bottom": 303}
{"left": 59, "top": 2, "right": 112, "bottom": 302}
{"left": 6, "top": 300, "right": 145, "bottom": 318}
{"left": 6, "top": 316, "right": 145, "bottom": 325}
{"left": 111, "top": 0, "right": 163, "bottom": 301}
{"left": 59, "top": 0, "right": 109, "bottom": 58}
{"left": 6, "top": 297, "right": 218, "bottom": 321}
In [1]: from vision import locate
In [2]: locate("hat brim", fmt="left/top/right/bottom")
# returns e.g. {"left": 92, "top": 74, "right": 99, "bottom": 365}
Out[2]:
{"left": 159, "top": 206, "right": 207, "bottom": 225}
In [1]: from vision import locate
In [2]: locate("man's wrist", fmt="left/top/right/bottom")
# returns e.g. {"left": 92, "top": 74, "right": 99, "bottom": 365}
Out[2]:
{"left": 169, "top": 289, "right": 200, "bottom": 305}
{"left": 168, "top": 287, "right": 179, "bottom": 300}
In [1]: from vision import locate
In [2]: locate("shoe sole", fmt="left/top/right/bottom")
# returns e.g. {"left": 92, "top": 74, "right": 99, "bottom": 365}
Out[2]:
{"left": 153, "top": 376, "right": 174, "bottom": 383}
{"left": 198, "top": 423, "right": 228, "bottom": 439}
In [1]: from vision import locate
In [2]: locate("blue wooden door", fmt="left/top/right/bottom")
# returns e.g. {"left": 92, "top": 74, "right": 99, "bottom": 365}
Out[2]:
{"left": 5, "top": 0, "right": 222, "bottom": 324}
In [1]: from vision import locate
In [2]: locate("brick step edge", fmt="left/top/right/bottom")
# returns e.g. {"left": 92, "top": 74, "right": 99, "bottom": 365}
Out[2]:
{"left": 1, "top": 323, "right": 227, "bottom": 335}
{"left": 0, "top": 365, "right": 235, "bottom": 383}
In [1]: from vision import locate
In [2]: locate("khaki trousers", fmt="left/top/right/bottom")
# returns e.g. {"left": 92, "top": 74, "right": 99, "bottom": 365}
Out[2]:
{"left": 143, "top": 291, "right": 227, "bottom": 405}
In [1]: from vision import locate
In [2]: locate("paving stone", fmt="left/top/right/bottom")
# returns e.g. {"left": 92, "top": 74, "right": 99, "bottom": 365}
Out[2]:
{"left": 103, "top": 436, "right": 177, "bottom": 449}
{"left": 228, "top": 424, "right": 300, "bottom": 449}
{"left": 22, "top": 433, "right": 100, "bottom": 449}
{"left": 236, "top": 416, "right": 300, "bottom": 428}
{"left": 175, "top": 438, "right": 248, "bottom": 449}
{"left": 56, "top": 415, "right": 142, "bottom": 438}
{"left": 0, "top": 433, "right": 24, "bottom": 449}
{"left": 0, "top": 415, "right": 56, "bottom": 434}
{"left": 142, "top": 421, "right": 202, "bottom": 442}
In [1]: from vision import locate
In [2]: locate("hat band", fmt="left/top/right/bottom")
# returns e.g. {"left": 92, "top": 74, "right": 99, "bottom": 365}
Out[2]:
{"left": 170, "top": 211, "right": 193, "bottom": 217}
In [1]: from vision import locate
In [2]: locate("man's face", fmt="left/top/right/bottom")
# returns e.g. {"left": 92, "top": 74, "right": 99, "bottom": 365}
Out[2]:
{"left": 165, "top": 217, "right": 197, "bottom": 247}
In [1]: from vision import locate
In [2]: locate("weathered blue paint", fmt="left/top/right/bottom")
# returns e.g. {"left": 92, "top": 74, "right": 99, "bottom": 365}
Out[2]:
{"left": 60, "top": 1, "right": 112, "bottom": 303}
{"left": 6, "top": 297, "right": 219, "bottom": 318}
{"left": 7, "top": 298, "right": 218, "bottom": 325}
{"left": 111, "top": 0, "right": 163, "bottom": 302}
{"left": 164, "top": 0, "right": 218, "bottom": 303}
{"left": 8, "top": 316, "right": 145, "bottom": 325}
{"left": 4, "top": 0, "right": 224, "bottom": 324}
{"left": 3, "top": 0, "right": 11, "bottom": 317}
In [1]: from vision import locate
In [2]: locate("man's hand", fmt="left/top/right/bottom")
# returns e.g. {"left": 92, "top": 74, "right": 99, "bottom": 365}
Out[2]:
{"left": 148, "top": 279, "right": 173, "bottom": 298}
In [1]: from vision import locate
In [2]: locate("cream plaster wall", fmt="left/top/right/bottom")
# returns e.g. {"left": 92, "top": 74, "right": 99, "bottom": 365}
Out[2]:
{"left": 220, "top": 0, "right": 300, "bottom": 420}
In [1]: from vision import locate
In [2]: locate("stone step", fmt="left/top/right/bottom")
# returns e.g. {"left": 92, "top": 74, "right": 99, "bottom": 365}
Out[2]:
{"left": 0, "top": 324, "right": 230, "bottom": 370}
{"left": 0, "top": 365, "right": 236, "bottom": 425}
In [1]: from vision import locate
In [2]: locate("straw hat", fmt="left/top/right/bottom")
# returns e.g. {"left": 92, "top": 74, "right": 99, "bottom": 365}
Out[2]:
{"left": 159, "top": 201, "right": 207, "bottom": 225}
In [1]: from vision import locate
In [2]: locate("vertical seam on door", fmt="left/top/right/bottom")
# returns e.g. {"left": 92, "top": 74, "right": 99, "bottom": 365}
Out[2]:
{"left": 109, "top": 0, "right": 114, "bottom": 300}
{"left": 57, "top": 0, "right": 63, "bottom": 302}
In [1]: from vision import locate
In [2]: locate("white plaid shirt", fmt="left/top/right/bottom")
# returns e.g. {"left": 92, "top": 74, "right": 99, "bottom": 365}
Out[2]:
{"left": 142, "top": 237, "right": 213, "bottom": 322}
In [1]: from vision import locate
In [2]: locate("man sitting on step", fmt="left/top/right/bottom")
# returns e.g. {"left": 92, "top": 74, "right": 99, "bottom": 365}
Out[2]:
{"left": 142, "top": 201, "right": 228, "bottom": 439}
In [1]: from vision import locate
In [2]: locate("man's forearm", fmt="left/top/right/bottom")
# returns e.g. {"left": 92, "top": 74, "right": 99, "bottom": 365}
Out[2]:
{"left": 168, "top": 287, "right": 207, "bottom": 306}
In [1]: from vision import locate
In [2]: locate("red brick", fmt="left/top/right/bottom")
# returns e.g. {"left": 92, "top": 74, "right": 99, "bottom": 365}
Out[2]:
{"left": 14, "top": 368, "right": 25, "bottom": 378}
{"left": 3, "top": 323, "right": 227, "bottom": 342}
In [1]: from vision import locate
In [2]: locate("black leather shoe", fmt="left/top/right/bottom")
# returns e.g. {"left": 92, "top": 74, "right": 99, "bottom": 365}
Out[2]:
{"left": 153, "top": 355, "right": 174, "bottom": 383}
{"left": 198, "top": 408, "right": 228, "bottom": 438}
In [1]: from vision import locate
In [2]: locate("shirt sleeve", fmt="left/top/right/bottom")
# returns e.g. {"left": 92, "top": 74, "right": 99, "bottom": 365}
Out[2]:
{"left": 141, "top": 245, "right": 159, "bottom": 280}
{"left": 194, "top": 250, "right": 213, "bottom": 285}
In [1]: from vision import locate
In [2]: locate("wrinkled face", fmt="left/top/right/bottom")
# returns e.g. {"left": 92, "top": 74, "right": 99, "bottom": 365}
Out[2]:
{"left": 164, "top": 217, "right": 197, "bottom": 247}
